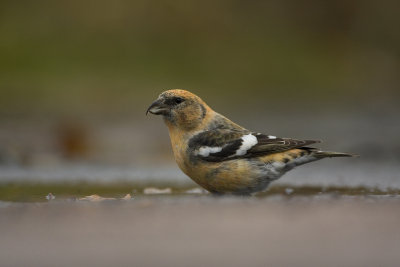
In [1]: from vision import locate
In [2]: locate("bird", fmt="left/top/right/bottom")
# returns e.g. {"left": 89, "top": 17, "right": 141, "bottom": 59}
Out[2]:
{"left": 146, "top": 89, "right": 356, "bottom": 195}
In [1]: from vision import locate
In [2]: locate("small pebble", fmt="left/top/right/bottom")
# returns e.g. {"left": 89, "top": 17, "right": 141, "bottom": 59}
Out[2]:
{"left": 285, "top": 188, "right": 294, "bottom": 195}
{"left": 143, "top": 187, "right": 172, "bottom": 194}
{"left": 79, "top": 195, "right": 116, "bottom": 202}
{"left": 46, "top": 193, "right": 55, "bottom": 201}
{"left": 121, "top": 194, "right": 133, "bottom": 200}
{"left": 185, "top": 188, "right": 207, "bottom": 194}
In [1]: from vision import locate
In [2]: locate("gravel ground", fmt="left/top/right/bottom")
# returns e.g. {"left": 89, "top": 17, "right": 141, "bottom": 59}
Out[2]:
{"left": 1, "top": 196, "right": 400, "bottom": 267}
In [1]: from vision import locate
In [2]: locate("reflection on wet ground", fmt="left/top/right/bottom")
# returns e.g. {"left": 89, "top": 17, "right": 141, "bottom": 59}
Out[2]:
{"left": 1, "top": 182, "right": 400, "bottom": 203}
{"left": 1, "top": 157, "right": 399, "bottom": 202}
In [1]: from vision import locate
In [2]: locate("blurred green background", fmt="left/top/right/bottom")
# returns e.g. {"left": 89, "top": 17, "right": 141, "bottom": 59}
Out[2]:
{"left": 0, "top": 0, "right": 399, "bottom": 166}
{"left": 1, "top": 0, "right": 399, "bottom": 115}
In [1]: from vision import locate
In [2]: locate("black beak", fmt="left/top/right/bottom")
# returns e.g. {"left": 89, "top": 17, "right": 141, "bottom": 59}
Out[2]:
{"left": 146, "top": 99, "right": 169, "bottom": 115}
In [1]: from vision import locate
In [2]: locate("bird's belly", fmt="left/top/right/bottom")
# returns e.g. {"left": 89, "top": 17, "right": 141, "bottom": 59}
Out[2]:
{"left": 182, "top": 158, "right": 285, "bottom": 194}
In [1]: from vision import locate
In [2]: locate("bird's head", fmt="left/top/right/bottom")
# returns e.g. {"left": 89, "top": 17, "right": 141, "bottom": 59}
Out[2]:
{"left": 147, "top": 89, "right": 211, "bottom": 131}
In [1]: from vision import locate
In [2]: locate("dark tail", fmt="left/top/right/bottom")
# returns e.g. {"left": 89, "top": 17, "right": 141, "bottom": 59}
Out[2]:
{"left": 313, "top": 150, "right": 359, "bottom": 158}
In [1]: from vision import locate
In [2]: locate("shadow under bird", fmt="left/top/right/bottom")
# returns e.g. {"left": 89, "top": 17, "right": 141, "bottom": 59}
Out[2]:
{"left": 147, "top": 89, "right": 356, "bottom": 195}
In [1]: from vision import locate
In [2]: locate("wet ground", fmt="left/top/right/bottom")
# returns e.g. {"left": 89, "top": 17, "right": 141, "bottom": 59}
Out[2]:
{"left": 1, "top": 157, "right": 399, "bottom": 202}
{"left": 1, "top": 166, "right": 400, "bottom": 267}
{"left": 1, "top": 160, "right": 399, "bottom": 267}
{"left": 1, "top": 195, "right": 400, "bottom": 267}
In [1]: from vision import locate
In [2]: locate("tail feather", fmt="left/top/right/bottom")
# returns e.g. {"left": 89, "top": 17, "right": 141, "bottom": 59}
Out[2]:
{"left": 314, "top": 150, "right": 359, "bottom": 158}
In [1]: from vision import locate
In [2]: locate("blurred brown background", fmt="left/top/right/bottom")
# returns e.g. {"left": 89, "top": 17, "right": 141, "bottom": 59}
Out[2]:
{"left": 0, "top": 0, "right": 399, "bottom": 167}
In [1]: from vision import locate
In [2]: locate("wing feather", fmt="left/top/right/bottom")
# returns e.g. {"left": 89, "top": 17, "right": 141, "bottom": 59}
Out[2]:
{"left": 188, "top": 130, "right": 321, "bottom": 162}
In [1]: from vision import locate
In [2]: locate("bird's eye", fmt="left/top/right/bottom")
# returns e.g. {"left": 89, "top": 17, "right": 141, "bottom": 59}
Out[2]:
{"left": 174, "top": 97, "right": 184, "bottom": 104}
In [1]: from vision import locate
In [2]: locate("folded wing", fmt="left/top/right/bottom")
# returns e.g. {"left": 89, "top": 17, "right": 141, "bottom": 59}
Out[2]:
{"left": 188, "top": 129, "right": 320, "bottom": 162}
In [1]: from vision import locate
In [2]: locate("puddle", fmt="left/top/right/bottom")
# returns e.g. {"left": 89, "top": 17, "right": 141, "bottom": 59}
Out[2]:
{"left": 1, "top": 181, "right": 399, "bottom": 203}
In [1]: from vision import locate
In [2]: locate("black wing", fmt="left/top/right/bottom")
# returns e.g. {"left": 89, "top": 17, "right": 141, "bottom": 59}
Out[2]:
{"left": 246, "top": 134, "right": 320, "bottom": 156}
{"left": 188, "top": 130, "right": 320, "bottom": 162}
